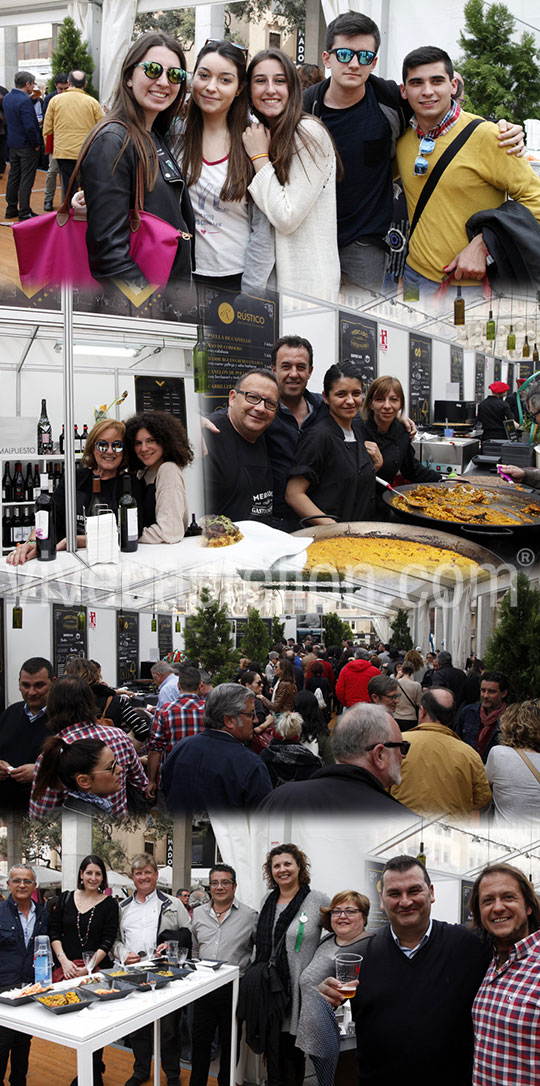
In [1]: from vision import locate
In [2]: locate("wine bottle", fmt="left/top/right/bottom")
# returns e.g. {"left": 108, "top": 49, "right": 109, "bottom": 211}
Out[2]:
{"left": 184, "top": 512, "right": 202, "bottom": 537}
{"left": 47, "top": 463, "right": 54, "bottom": 494}
{"left": 2, "top": 462, "right": 12, "bottom": 503}
{"left": 53, "top": 464, "right": 62, "bottom": 489}
{"left": 118, "top": 473, "right": 139, "bottom": 552}
{"left": 87, "top": 474, "right": 102, "bottom": 517}
{"left": 22, "top": 506, "right": 34, "bottom": 537}
{"left": 37, "top": 398, "right": 52, "bottom": 454}
{"left": 24, "top": 463, "right": 33, "bottom": 501}
{"left": 11, "top": 507, "right": 22, "bottom": 545}
{"left": 534, "top": 344, "right": 539, "bottom": 363}
{"left": 2, "top": 508, "right": 11, "bottom": 549}
{"left": 454, "top": 286, "right": 465, "bottom": 326}
{"left": 59, "top": 424, "right": 65, "bottom": 455}
{"left": 35, "top": 473, "right": 57, "bottom": 562}
{"left": 485, "top": 310, "right": 496, "bottom": 342}
{"left": 507, "top": 325, "right": 516, "bottom": 351}
{"left": 13, "top": 463, "right": 25, "bottom": 502}
{"left": 193, "top": 324, "right": 209, "bottom": 394}
{"left": 33, "top": 464, "right": 40, "bottom": 500}
{"left": 523, "top": 335, "right": 530, "bottom": 359}
{"left": 81, "top": 424, "right": 89, "bottom": 451}
{"left": 74, "top": 424, "right": 80, "bottom": 454}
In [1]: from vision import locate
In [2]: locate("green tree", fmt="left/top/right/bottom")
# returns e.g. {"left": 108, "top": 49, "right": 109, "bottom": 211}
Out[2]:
{"left": 388, "top": 609, "right": 413, "bottom": 651}
{"left": 229, "top": 0, "right": 305, "bottom": 37}
{"left": 240, "top": 607, "right": 271, "bottom": 662}
{"left": 484, "top": 573, "right": 540, "bottom": 700}
{"left": 49, "top": 16, "right": 98, "bottom": 97}
{"left": 342, "top": 622, "right": 354, "bottom": 641}
{"left": 272, "top": 615, "right": 285, "bottom": 644}
{"left": 134, "top": 8, "right": 196, "bottom": 51}
{"left": 322, "top": 611, "right": 345, "bottom": 647}
{"left": 183, "top": 588, "right": 235, "bottom": 676}
{"left": 456, "top": 0, "right": 540, "bottom": 122}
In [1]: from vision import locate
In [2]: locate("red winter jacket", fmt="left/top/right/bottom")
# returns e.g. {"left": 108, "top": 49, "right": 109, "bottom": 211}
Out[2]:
{"left": 335, "top": 659, "right": 381, "bottom": 707}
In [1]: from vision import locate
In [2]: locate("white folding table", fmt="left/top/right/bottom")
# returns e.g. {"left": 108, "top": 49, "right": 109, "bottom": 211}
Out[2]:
{"left": 0, "top": 963, "right": 239, "bottom": 1086}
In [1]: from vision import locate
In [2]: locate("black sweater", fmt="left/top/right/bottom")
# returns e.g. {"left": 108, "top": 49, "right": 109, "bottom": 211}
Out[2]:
{"left": 352, "top": 921, "right": 491, "bottom": 1086}
{"left": 0, "top": 702, "right": 49, "bottom": 811}
{"left": 49, "top": 890, "right": 119, "bottom": 965}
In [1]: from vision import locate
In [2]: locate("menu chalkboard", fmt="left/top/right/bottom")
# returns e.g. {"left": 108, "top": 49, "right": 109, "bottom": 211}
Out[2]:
{"left": 493, "top": 358, "right": 502, "bottom": 382}
{"left": 116, "top": 611, "right": 139, "bottom": 685}
{"left": 135, "top": 377, "right": 187, "bottom": 430}
{"left": 364, "top": 859, "right": 387, "bottom": 930}
{"left": 200, "top": 285, "right": 279, "bottom": 409}
{"left": 475, "top": 353, "right": 485, "bottom": 402}
{"left": 461, "top": 879, "right": 476, "bottom": 925}
{"left": 520, "top": 359, "right": 534, "bottom": 380}
{"left": 507, "top": 363, "right": 515, "bottom": 393}
{"left": 234, "top": 616, "right": 272, "bottom": 649}
{"left": 53, "top": 605, "right": 87, "bottom": 676}
{"left": 450, "top": 345, "right": 464, "bottom": 399}
{"left": 158, "top": 614, "right": 173, "bottom": 660}
{"left": 409, "top": 333, "right": 432, "bottom": 425}
{"left": 338, "top": 313, "right": 377, "bottom": 385}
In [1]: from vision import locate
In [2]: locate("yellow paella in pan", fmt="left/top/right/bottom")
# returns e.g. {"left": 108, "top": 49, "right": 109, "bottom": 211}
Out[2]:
{"left": 382, "top": 480, "right": 540, "bottom": 530}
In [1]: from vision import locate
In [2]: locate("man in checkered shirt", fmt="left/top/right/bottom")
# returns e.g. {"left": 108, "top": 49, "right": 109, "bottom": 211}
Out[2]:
{"left": 146, "top": 664, "right": 205, "bottom": 800}
{"left": 470, "top": 862, "right": 540, "bottom": 1086}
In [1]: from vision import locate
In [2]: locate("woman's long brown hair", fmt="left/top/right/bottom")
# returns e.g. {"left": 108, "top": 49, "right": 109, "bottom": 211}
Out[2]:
{"left": 247, "top": 48, "right": 319, "bottom": 185}
{"left": 181, "top": 41, "right": 253, "bottom": 202}
{"left": 80, "top": 31, "right": 188, "bottom": 191}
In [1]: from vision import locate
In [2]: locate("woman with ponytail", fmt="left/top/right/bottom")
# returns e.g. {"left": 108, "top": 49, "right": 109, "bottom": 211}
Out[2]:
{"left": 32, "top": 736, "right": 122, "bottom": 813}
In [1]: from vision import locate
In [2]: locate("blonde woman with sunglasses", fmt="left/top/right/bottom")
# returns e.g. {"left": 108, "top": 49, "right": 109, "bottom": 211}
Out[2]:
{"left": 78, "top": 31, "right": 195, "bottom": 287}
{"left": 6, "top": 419, "right": 144, "bottom": 565}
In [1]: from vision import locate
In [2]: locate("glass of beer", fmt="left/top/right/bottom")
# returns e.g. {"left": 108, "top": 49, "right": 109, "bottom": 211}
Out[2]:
{"left": 335, "top": 952, "right": 363, "bottom": 998}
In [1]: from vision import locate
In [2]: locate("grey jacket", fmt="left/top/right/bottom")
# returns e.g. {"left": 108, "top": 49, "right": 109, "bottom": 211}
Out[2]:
{"left": 113, "top": 889, "right": 191, "bottom": 960}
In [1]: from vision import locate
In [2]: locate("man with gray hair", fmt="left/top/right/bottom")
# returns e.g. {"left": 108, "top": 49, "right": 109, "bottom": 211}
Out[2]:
{"left": 151, "top": 661, "right": 180, "bottom": 709}
{"left": 161, "top": 683, "right": 272, "bottom": 811}
{"left": 204, "top": 368, "right": 279, "bottom": 522}
{"left": 257, "top": 703, "right": 412, "bottom": 814}
{"left": 42, "top": 69, "right": 102, "bottom": 197}
{"left": 368, "top": 675, "right": 400, "bottom": 714}
{"left": 0, "top": 864, "right": 48, "bottom": 1085}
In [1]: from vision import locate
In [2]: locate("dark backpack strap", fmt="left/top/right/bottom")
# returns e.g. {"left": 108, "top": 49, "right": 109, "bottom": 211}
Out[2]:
{"left": 408, "top": 118, "right": 484, "bottom": 241}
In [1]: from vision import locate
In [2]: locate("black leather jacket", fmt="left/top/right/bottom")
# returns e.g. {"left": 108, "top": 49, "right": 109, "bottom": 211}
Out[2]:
{"left": 80, "top": 121, "right": 194, "bottom": 284}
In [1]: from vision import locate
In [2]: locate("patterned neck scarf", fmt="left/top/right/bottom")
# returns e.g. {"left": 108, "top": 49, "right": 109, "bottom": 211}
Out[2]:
{"left": 411, "top": 99, "right": 462, "bottom": 140}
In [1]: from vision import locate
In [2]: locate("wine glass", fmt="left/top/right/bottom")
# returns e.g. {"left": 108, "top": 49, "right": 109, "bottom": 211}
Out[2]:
{"left": 82, "top": 951, "right": 97, "bottom": 978}
{"left": 177, "top": 948, "right": 188, "bottom": 966}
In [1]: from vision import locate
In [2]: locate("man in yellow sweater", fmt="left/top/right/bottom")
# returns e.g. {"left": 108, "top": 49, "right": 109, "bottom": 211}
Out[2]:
{"left": 396, "top": 46, "right": 540, "bottom": 298}
{"left": 42, "top": 70, "right": 102, "bottom": 200}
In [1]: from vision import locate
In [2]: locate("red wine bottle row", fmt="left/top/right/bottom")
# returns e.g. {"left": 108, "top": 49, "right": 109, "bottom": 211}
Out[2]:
{"left": 59, "top": 423, "right": 90, "bottom": 454}
{"left": 2, "top": 462, "right": 64, "bottom": 502}
{"left": 2, "top": 506, "right": 34, "bottom": 547}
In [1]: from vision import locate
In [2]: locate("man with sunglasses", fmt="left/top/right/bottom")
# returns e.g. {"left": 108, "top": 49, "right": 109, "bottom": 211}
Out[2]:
{"left": 42, "top": 70, "right": 103, "bottom": 198}
{"left": 319, "top": 854, "right": 492, "bottom": 1086}
{"left": 398, "top": 46, "right": 540, "bottom": 296}
{"left": 257, "top": 702, "right": 413, "bottom": 815}
{"left": 204, "top": 369, "right": 278, "bottom": 523}
{"left": 390, "top": 688, "right": 492, "bottom": 817}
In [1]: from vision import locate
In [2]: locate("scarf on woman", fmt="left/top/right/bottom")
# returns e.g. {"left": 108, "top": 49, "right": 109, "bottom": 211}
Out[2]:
{"left": 255, "top": 883, "right": 311, "bottom": 1000}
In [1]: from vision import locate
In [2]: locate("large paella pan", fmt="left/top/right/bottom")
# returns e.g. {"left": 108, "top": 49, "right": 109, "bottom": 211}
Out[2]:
{"left": 381, "top": 478, "right": 540, "bottom": 533}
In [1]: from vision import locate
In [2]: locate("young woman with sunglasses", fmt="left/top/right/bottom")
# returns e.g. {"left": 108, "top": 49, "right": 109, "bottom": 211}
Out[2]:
{"left": 242, "top": 48, "right": 340, "bottom": 301}
{"left": 79, "top": 32, "right": 195, "bottom": 286}
{"left": 124, "top": 410, "right": 193, "bottom": 543}
{"left": 6, "top": 418, "right": 144, "bottom": 565}
{"left": 180, "top": 40, "right": 274, "bottom": 294}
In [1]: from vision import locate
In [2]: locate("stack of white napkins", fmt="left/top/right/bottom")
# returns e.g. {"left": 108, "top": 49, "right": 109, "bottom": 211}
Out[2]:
{"left": 85, "top": 511, "right": 119, "bottom": 565}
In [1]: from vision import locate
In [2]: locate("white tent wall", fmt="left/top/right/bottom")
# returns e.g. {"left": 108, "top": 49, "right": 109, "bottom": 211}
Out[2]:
{"left": 282, "top": 305, "right": 337, "bottom": 394}
{"left": 6, "top": 601, "right": 53, "bottom": 702}
{"left": 98, "top": 0, "right": 138, "bottom": 107}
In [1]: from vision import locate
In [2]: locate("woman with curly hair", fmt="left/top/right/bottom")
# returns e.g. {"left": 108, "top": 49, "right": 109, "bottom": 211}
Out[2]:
{"left": 485, "top": 700, "right": 540, "bottom": 824}
{"left": 125, "top": 409, "right": 193, "bottom": 543}
{"left": 243, "top": 47, "right": 339, "bottom": 300}
{"left": 239, "top": 843, "right": 328, "bottom": 1086}
{"left": 79, "top": 31, "right": 194, "bottom": 286}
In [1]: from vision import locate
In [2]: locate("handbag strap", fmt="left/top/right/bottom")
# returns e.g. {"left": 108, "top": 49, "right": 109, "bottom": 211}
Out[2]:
{"left": 408, "top": 118, "right": 484, "bottom": 241}
{"left": 56, "top": 119, "right": 145, "bottom": 226}
{"left": 396, "top": 679, "right": 418, "bottom": 712}
{"left": 515, "top": 748, "right": 540, "bottom": 785}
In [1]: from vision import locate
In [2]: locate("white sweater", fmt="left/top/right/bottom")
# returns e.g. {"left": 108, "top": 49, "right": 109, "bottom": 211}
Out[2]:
{"left": 138, "top": 461, "right": 188, "bottom": 545}
{"left": 247, "top": 117, "right": 340, "bottom": 301}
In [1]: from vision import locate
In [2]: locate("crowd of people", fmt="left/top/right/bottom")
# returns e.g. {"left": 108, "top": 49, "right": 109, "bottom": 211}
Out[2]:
{"left": 0, "top": 637, "right": 537, "bottom": 823}
{"left": 3, "top": 10, "right": 537, "bottom": 301}
{"left": 2, "top": 849, "right": 540, "bottom": 1086}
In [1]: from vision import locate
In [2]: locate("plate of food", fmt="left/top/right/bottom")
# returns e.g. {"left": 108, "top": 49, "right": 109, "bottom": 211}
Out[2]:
{"left": 34, "top": 990, "right": 91, "bottom": 1014}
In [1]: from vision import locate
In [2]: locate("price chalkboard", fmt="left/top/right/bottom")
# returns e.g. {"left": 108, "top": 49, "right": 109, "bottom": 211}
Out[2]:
{"left": 520, "top": 359, "right": 534, "bottom": 380}
{"left": 52, "top": 605, "right": 87, "bottom": 677}
{"left": 135, "top": 377, "right": 187, "bottom": 430}
{"left": 450, "top": 345, "right": 464, "bottom": 399}
{"left": 409, "top": 333, "right": 432, "bottom": 426}
{"left": 198, "top": 285, "right": 279, "bottom": 408}
{"left": 507, "top": 363, "right": 515, "bottom": 393}
{"left": 461, "top": 879, "right": 476, "bottom": 925}
{"left": 364, "top": 859, "right": 387, "bottom": 930}
{"left": 338, "top": 313, "right": 377, "bottom": 385}
{"left": 116, "top": 611, "right": 139, "bottom": 685}
{"left": 493, "top": 358, "right": 502, "bottom": 383}
{"left": 158, "top": 614, "right": 173, "bottom": 660}
{"left": 475, "top": 353, "right": 485, "bottom": 402}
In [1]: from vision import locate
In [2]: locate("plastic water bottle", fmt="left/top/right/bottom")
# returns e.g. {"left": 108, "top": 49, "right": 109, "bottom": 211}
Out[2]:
{"left": 34, "top": 935, "right": 53, "bottom": 986}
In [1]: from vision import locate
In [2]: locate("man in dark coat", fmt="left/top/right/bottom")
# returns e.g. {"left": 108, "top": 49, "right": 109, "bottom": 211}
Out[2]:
{"left": 256, "top": 703, "right": 412, "bottom": 816}
{"left": 430, "top": 650, "right": 466, "bottom": 708}
{"left": 0, "top": 657, "right": 54, "bottom": 812}
{"left": 3, "top": 70, "right": 41, "bottom": 220}
{"left": 0, "top": 864, "right": 49, "bottom": 1085}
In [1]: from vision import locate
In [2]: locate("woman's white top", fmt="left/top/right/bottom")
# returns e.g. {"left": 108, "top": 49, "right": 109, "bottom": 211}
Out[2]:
{"left": 190, "top": 155, "right": 250, "bottom": 276}
{"left": 247, "top": 117, "right": 340, "bottom": 301}
{"left": 485, "top": 744, "right": 540, "bottom": 824}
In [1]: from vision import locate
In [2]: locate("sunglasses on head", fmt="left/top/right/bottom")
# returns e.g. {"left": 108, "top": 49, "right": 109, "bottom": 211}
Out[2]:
{"left": 204, "top": 38, "right": 248, "bottom": 55}
{"left": 134, "top": 61, "right": 186, "bottom": 85}
{"left": 95, "top": 439, "right": 124, "bottom": 453}
{"left": 328, "top": 47, "right": 376, "bottom": 65}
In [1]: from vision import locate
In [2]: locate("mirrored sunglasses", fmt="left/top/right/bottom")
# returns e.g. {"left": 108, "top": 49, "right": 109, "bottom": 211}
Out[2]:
{"left": 95, "top": 439, "right": 124, "bottom": 453}
{"left": 328, "top": 47, "right": 376, "bottom": 65}
{"left": 414, "top": 136, "right": 436, "bottom": 176}
{"left": 135, "top": 61, "right": 186, "bottom": 85}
